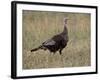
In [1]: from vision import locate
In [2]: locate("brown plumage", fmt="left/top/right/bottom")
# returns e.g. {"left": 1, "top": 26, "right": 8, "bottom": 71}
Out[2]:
{"left": 31, "top": 18, "right": 69, "bottom": 55}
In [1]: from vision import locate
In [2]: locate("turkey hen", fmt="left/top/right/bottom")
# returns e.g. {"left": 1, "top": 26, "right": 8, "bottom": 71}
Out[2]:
{"left": 31, "top": 18, "right": 69, "bottom": 55}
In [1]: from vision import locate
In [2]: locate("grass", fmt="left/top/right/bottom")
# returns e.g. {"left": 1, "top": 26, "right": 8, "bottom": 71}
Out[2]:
{"left": 22, "top": 10, "right": 91, "bottom": 69}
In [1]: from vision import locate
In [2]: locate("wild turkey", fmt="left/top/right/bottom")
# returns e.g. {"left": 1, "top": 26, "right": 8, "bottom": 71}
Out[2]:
{"left": 31, "top": 18, "right": 69, "bottom": 55}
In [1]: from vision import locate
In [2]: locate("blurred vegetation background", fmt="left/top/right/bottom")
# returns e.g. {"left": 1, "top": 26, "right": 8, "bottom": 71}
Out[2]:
{"left": 22, "top": 10, "right": 91, "bottom": 69}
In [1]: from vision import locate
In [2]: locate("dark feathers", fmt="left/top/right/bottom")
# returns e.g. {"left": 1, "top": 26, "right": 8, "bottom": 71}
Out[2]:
{"left": 31, "top": 18, "right": 69, "bottom": 55}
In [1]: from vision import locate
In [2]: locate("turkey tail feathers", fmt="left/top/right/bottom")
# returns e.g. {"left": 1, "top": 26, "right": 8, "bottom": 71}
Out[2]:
{"left": 31, "top": 45, "right": 42, "bottom": 52}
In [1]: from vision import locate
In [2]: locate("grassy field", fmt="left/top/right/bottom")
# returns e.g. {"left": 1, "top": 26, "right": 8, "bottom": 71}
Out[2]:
{"left": 22, "top": 10, "right": 91, "bottom": 69}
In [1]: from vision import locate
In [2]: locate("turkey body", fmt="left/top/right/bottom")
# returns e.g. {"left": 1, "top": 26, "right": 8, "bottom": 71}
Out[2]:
{"left": 31, "top": 18, "right": 69, "bottom": 55}
{"left": 42, "top": 32, "right": 68, "bottom": 54}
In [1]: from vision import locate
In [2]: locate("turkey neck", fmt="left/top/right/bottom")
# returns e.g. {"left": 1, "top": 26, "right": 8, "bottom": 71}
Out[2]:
{"left": 62, "top": 23, "right": 68, "bottom": 35}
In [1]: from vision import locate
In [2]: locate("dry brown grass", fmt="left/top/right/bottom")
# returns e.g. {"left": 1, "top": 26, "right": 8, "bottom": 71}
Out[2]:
{"left": 22, "top": 10, "right": 91, "bottom": 69}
